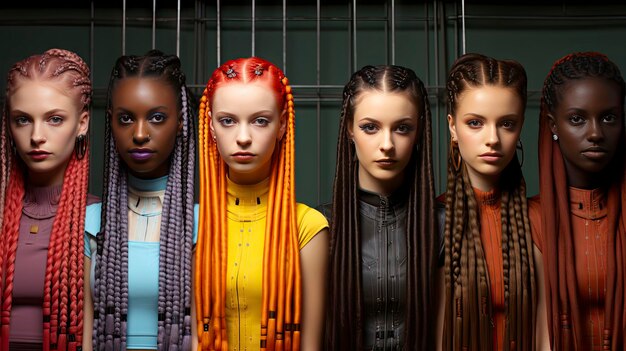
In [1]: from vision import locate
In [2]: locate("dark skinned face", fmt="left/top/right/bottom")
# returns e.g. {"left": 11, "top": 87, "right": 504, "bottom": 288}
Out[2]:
{"left": 110, "top": 77, "right": 181, "bottom": 179}
{"left": 549, "top": 77, "right": 624, "bottom": 189}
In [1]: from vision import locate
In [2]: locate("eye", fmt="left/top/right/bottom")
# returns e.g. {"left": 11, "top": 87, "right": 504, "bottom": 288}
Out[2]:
{"left": 501, "top": 120, "right": 516, "bottom": 130}
{"left": 359, "top": 123, "right": 378, "bottom": 134}
{"left": 568, "top": 114, "right": 584, "bottom": 125}
{"left": 395, "top": 124, "right": 415, "bottom": 134}
{"left": 48, "top": 115, "right": 64, "bottom": 125}
{"left": 118, "top": 113, "right": 133, "bottom": 124}
{"left": 218, "top": 117, "right": 235, "bottom": 126}
{"left": 13, "top": 116, "right": 30, "bottom": 126}
{"left": 252, "top": 117, "right": 270, "bottom": 127}
{"left": 467, "top": 119, "right": 483, "bottom": 128}
{"left": 149, "top": 112, "right": 167, "bottom": 123}
{"left": 602, "top": 114, "right": 617, "bottom": 123}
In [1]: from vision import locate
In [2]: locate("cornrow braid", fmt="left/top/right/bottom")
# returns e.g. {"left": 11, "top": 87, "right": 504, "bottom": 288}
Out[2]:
{"left": 0, "top": 49, "right": 91, "bottom": 351}
{"left": 92, "top": 50, "right": 195, "bottom": 351}
{"left": 538, "top": 52, "right": 626, "bottom": 350}
{"left": 324, "top": 65, "right": 437, "bottom": 350}
{"left": 195, "top": 57, "right": 301, "bottom": 350}
{"left": 442, "top": 53, "right": 536, "bottom": 351}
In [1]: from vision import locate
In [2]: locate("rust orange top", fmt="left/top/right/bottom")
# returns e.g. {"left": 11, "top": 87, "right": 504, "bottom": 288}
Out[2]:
{"left": 474, "top": 187, "right": 505, "bottom": 351}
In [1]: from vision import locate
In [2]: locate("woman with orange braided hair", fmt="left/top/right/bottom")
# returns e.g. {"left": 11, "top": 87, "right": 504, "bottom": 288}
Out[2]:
{"left": 529, "top": 52, "right": 626, "bottom": 350}
{"left": 435, "top": 53, "right": 549, "bottom": 351}
{"left": 0, "top": 49, "right": 98, "bottom": 350}
{"left": 195, "top": 57, "right": 329, "bottom": 351}
{"left": 320, "top": 65, "right": 437, "bottom": 350}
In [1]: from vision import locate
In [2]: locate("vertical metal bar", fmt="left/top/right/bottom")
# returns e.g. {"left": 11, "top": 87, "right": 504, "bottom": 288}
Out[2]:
{"left": 461, "top": 0, "right": 466, "bottom": 54}
{"left": 283, "top": 0, "right": 287, "bottom": 72}
{"left": 122, "top": 0, "right": 126, "bottom": 55}
{"left": 352, "top": 0, "right": 357, "bottom": 71}
{"left": 152, "top": 0, "right": 156, "bottom": 49}
{"left": 316, "top": 0, "right": 321, "bottom": 204}
{"left": 251, "top": 0, "right": 256, "bottom": 56}
{"left": 433, "top": 0, "right": 441, "bottom": 187}
{"left": 176, "top": 0, "right": 181, "bottom": 56}
{"left": 454, "top": 1, "right": 458, "bottom": 58}
{"left": 424, "top": 1, "right": 430, "bottom": 85}
{"left": 217, "top": 0, "right": 221, "bottom": 64}
{"left": 391, "top": 0, "right": 395, "bottom": 65}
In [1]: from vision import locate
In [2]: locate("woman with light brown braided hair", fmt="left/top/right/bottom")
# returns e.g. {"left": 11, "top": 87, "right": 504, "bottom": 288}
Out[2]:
{"left": 0, "top": 49, "right": 98, "bottom": 351}
{"left": 195, "top": 57, "right": 329, "bottom": 350}
{"left": 436, "top": 53, "right": 549, "bottom": 351}
{"left": 529, "top": 52, "right": 626, "bottom": 350}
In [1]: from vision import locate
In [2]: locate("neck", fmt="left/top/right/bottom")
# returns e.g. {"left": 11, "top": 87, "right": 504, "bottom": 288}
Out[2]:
{"left": 228, "top": 162, "right": 272, "bottom": 186}
{"left": 465, "top": 166, "right": 499, "bottom": 192}
{"left": 563, "top": 160, "right": 608, "bottom": 190}
{"left": 357, "top": 167, "right": 405, "bottom": 197}
{"left": 27, "top": 163, "right": 68, "bottom": 187}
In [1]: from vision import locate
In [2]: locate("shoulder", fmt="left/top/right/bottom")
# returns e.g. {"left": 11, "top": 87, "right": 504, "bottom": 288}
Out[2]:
{"left": 315, "top": 202, "right": 332, "bottom": 224}
{"left": 295, "top": 203, "right": 329, "bottom": 249}
{"left": 85, "top": 202, "right": 102, "bottom": 236}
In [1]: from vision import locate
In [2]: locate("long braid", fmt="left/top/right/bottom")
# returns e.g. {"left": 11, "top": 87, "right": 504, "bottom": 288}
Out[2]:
{"left": 1, "top": 49, "right": 91, "bottom": 351}
{"left": 195, "top": 57, "right": 301, "bottom": 350}
{"left": 442, "top": 53, "right": 535, "bottom": 351}
{"left": 93, "top": 50, "right": 195, "bottom": 350}
{"left": 324, "top": 65, "right": 437, "bottom": 349}
{"left": 539, "top": 52, "right": 626, "bottom": 350}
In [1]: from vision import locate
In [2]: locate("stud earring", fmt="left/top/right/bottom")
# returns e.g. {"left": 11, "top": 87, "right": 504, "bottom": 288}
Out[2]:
{"left": 552, "top": 134, "right": 558, "bottom": 141}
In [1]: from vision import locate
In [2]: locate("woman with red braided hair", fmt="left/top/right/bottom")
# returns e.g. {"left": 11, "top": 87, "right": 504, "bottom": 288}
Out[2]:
{"left": 195, "top": 57, "right": 329, "bottom": 350}
{"left": 529, "top": 52, "right": 626, "bottom": 350}
{"left": 436, "top": 53, "right": 549, "bottom": 351}
{"left": 0, "top": 49, "right": 98, "bottom": 350}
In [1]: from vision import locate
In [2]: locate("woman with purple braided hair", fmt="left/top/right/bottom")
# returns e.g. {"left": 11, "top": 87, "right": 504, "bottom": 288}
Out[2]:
{"left": 84, "top": 50, "right": 197, "bottom": 351}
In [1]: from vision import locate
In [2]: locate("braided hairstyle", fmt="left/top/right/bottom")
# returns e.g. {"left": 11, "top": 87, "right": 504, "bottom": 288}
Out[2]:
{"left": 539, "top": 52, "right": 626, "bottom": 350}
{"left": 92, "top": 50, "right": 195, "bottom": 351}
{"left": 195, "top": 57, "right": 299, "bottom": 350}
{"left": 324, "top": 65, "right": 436, "bottom": 350}
{"left": 442, "top": 53, "right": 536, "bottom": 351}
{"left": 1, "top": 49, "right": 91, "bottom": 351}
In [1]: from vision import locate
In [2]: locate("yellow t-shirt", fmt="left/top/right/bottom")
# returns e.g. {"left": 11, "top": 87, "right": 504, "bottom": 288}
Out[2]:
{"left": 225, "top": 177, "right": 328, "bottom": 350}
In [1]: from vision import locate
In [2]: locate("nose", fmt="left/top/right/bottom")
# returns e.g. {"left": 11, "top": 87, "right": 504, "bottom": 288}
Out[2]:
{"left": 379, "top": 129, "right": 395, "bottom": 153}
{"left": 587, "top": 118, "right": 605, "bottom": 143}
{"left": 30, "top": 121, "right": 47, "bottom": 146}
{"left": 132, "top": 120, "right": 151, "bottom": 145}
{"left": 236, "top": 124, "right": 252, "bottom": 147}
{"left": 485, "top": 124, "right": 500, "bottom": 147}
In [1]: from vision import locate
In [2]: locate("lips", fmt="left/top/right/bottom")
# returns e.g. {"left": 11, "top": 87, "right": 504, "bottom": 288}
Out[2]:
{"left": 129, "top": 148, "right": 155, "bottom": 161}
{"left": 375, "top": 159, "right": 397, "bottom": 168}
{"left": 479, "top": 152, "right": 503, "bottom": 163}
{"left": 232, "top": 152, "right": 255, "bottom": 162}
{"left": 581, "top": 146, "right": 608, "bottom": 160}
{"left": 27, "top": 150, "right": 51, "bottom": 161}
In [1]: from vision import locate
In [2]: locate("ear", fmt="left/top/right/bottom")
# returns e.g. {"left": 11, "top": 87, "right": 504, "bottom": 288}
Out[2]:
{"left": 447, "top": 114, "right": 457, "bottom": 141}
{"left": 547, "top": 113, "right": 557, "bottom": 136}
{"left": 278, "top": 109, "right": 288, "bottom": 141}
{"left": 208, "top": 111, "right": 216, "bottom": 140}
{"left": 77, "top": 110, "right": 90, "bottom": 136}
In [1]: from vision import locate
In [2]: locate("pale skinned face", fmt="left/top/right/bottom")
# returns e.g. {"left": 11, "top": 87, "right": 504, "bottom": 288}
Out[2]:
{"left": 210, "top": 82, "right": 286, "bottom": 185}
{"left": 9, "top": 80, "right": 88, "bottom": 187}
{"left": 448, "top": 85, "right": 524, "bottom": 191}
{"left": 349, "top": 91, "right": 419, "bottom": 196}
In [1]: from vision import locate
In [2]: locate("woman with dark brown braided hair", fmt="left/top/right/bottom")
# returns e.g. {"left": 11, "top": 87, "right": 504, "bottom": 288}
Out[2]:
{"left": 195, "top": 57, "right": 329, "bottom": 351}
{"left": 321, "top": 65, "right": 437, "bottom": 350}
{"left": 436, "top": 53, "right": 548, "bottom": 351}
{"left": 529, "top": 52, "right": 626, "bottom": 350}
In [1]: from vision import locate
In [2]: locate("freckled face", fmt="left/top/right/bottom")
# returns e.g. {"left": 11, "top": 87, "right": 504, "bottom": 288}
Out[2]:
{"left": 9, "top": 80, "right": 88, "bottom": 186}
{"left": 549, "top": 77, "right": 624, "bottom": 187}
{"left": 110, "top": 77, "right": 180, "bottom": 179}
{"left": 210, "top": 82, "right": 286, "bottom": 185}
{"left": 449, "top": 85, "right": 524, "bottom": 191}
{"left": 349, "top": 91, "right": 419, "bottom": 195}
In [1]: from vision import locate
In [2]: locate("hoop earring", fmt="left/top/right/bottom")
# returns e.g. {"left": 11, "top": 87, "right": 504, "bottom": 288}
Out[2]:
{"left": 449, "top": 139, "right": 461, "bottom": 172}
{"left": 75, "top": 134, "right": 88, "bottom": 160}
{"left": 516, "top": 139, "right": 524, "bottom": 167}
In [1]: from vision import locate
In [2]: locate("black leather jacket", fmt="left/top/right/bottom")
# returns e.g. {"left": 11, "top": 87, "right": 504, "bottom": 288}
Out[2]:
{"left": 321, "top": 187, "right": 409, "bottom": 350}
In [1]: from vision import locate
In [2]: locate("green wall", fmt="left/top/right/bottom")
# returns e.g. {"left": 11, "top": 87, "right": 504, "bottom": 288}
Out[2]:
{"left": 1, "top": 1, "right": 625, "bottom": 207}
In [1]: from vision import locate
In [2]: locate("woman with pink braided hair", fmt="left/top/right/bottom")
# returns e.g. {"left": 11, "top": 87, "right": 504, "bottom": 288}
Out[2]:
{"left": 0, "top": 48, "right": 99, "bottom": 351}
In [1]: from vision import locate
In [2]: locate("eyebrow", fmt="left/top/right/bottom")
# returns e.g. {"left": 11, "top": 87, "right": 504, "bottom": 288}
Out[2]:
{"left": 114, "top": 106, "right": 170, "bottom": 113}
{"left": 213, "top": 109, "right": 276, "bottom": 116}
{"left": 357, "top": 116, "right": 416, "bottom": 123}
{"left": 10, "top": 108, "right": 69, "bottom": 116}
{"left": 462, "top": 113, "right": 521, "bottom": 119}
